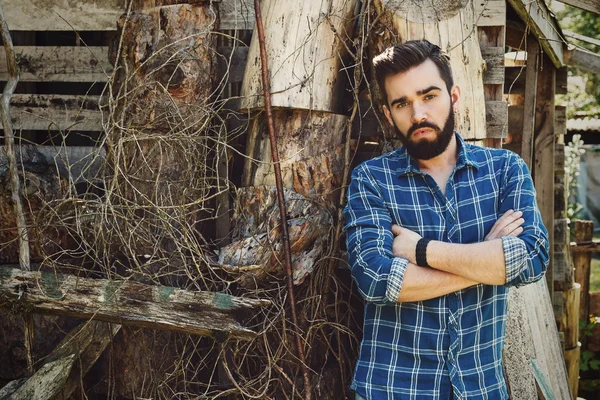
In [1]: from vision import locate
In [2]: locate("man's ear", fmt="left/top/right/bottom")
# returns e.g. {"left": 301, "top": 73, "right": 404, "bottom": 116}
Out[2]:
{"left": 383, "top": 105, "right": 393, "bottom": 125}
{"left": 450, "top": 84, "right": 461, "bottom": 108}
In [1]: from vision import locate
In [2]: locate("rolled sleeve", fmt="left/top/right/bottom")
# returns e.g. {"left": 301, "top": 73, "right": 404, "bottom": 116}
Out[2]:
{"left": 500, "top": 154, "right": 549, "bottom": 287}
{"left": 343, "top": 165, "right": 407, "bottom": 304}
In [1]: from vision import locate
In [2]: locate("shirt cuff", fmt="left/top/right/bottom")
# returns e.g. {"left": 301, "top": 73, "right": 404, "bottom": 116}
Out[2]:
{"left": 502, "top": 235, "right": 527, "bottom": 284}
{"left": 386, "top": 257, "right": 409, "bottom": 303}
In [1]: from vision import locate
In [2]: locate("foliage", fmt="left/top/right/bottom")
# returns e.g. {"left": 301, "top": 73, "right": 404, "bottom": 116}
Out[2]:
{"left": 565, "top": 134, "right": 586, "bottom": 220}
{"left": 554, "top": 4, "right": 600, "bottom": 118}
{"left": 580, "top": 316, "right": 600, "bottom": 372}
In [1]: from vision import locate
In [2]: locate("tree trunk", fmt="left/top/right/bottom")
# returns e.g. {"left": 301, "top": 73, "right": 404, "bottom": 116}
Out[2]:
{"left": 101, "top": 2, "right": 220, "bottom": 396}
{"left": 240, "top": 0, "right": 357, "bottom": 113}
{"left": 368, "top": 0, "right": 486, "bottom": 140}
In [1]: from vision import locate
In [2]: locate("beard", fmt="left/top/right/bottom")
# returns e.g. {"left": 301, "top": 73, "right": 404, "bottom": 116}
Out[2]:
{"left": 394, "top": 104, "right": 455, "bottom": 160}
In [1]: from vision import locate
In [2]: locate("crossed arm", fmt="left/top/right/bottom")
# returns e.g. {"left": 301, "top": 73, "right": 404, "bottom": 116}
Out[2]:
{"left": 391, "top": 210, "right": 523, "bottom": 302}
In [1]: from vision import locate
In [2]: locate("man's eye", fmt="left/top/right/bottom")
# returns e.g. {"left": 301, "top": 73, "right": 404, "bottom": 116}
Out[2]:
{"left": 424, "top": 94, "right": 436, "bottom": 100}
{"left": 396, "top": 102, "right": 407, "bottom": 109}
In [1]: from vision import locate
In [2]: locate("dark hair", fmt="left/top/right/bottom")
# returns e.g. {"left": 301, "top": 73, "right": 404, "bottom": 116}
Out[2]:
{"left": 373, "top": 40, "right": 453, "bottom": 105}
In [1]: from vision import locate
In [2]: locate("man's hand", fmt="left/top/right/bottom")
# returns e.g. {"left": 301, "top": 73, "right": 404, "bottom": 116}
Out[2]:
{"left": 484, "top": 209, "right": 524, "bottom": 241}
{"left": 391, "top": 225, "right": 421, "bottom": 264}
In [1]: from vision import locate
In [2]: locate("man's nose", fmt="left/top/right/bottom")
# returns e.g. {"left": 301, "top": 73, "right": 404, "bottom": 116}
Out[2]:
{"left": 410, "top": 102, "right": 427, "bottom": 124}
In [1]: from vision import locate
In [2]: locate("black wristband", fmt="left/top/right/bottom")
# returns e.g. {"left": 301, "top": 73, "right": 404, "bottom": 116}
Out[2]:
{"left": 416, "top": 238, "right": 432, "bottom": 268}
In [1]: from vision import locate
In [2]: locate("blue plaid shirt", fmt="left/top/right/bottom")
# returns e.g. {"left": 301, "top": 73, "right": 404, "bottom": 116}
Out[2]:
{"left": 343, "top": 133, "right": 549, "bottom": 399}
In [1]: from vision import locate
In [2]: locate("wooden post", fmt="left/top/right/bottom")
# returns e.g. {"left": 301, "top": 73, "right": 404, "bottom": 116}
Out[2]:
{"left": 533, "top": 54, "right": 556, "bottom": 298}
{"left": 573, "top": 220, "right": 594, "bottom": 322}
{"left": 564, "top": 342, "right": 581, "bottom": 400}
{"left": 521, "top": 35, "right": 539, "bottom": 167}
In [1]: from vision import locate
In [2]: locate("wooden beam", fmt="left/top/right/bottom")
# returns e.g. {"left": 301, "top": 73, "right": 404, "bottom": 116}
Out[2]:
{"left": 7, "top": 356, "right": 75, "bottom": 400}
{"left": 3, "top": 0, "right": 126, "bottom": 31}
{"left": 474, "top": 0, "right": 506, "bottom": 26}
{"left": 0, "top": 266, "right": 270, "bottom": 340}
{"left": 556, "top": 0, "right": 600, "bottom": 14}
{"left": 566, "top": 47, "right": 600, "bottom": 75}
{"left": 521, "top": 35, "right": 539, "bottom": 169}
{"left": 571, "top": 240, "right": 600, "bottom": 253}
{"left": 481, "top": 46, "right": 505, "bottom": 85}
{"left": 533, "top": 54, "right": 555, "bottom": 297}
{"left": 507, "top": 0, "right": 565, "bottom": 68}
{"left": 0, "top": 46, "right": 112, "bottom": 82}
{"left": 4, "top": 94, "right": 103, "bottom": 132}
{"left": 564, "top": 30, "right": 600, "bottom": 47}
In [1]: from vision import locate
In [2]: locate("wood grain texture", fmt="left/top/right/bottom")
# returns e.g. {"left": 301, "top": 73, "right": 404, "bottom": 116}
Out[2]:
{"left": 0, "top": 266, "right": 269, "bottom": 340}
{"left": 0, "top": 46, "right": 112, "bottom": 82}
{"left": 240, "top": 0, "right": 357, "bottom": 113}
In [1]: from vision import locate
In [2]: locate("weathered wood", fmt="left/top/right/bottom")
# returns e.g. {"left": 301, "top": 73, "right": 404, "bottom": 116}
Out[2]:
{"left": 7, "top": 355, "right": 75, "bottom": 400}
{"left": 560, "top": 283, "right": 581, "bottom": 350}
{"left": 555, "top": 106, "right": 567, "bottom": 139}
{"left": 3, "top": 0, "right": 126, "bottom": 31}
{"left": 369, "top": 0, "right": 487, "bottom": 140}
{"left": 474, "top": 0, "right": 506, "bottom": 26}
{"left": 566, "top": 47, "right": 600, "bottom": 75}
{"left": 2, "top": 321, "right": 121, "bottom": 400}
{"left": 4, "top": 94, "right": 103, "bottom": 132}
{"left": 533, "top": 54, "right": 555, "bottom": 297}
{"left": 556, "top": 68, "right": 568, "bottom": 95}
{"left": 554, "top": 218, "right": 569, "bottom": 250}
{"left": 485, "top": 100, "right": 508, "bottom": 139}
{"left": 478, "top": 14, "right": 505, "bottom": 147}
{"left": 481, "top": 46, "right": 505, "bottom": 85}
{"left": 0, "top": 266, "right": 269, "bottom": 340}
{"left": 571, "top": 240, "right": 600, "bottom": 253}
{"left": 564, "top": 342, "right": 581, "bottom": 400}
{"left": 573, "top": 220, "right": 594, "bottom": 322}
{"left": 553, "top": 251, "right": 573, "bottom": 289}
{"left": 240, "top": 0, "right": 357, "bottom": 113}
{"left": 0, "top": 46, "right": 112, "bottom": 82}
{"left": 521, "top": 35, "right": 539, "bottom": 169}
{"left": 506, "top": 0, "right": 564, "bottom": 68}
{"left": 564, "top": 30, "right": 600, "bottom": 47}
{"left": 556, "top": 0, "right": 600, "bottom": 14}
{"left": 504, "top": 279, "right": 572, "bottom": 400}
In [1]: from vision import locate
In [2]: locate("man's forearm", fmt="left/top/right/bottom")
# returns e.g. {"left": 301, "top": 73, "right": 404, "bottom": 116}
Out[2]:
{"left": 397, "top": 262, "right": 478, "bottom": 302}
{"left": 426, "top": 239, "right": 506, "bottom": 285}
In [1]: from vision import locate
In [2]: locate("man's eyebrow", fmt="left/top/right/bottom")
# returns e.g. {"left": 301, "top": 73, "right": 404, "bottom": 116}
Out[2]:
{"left": 417, "top": 85, "right": 442, "bottom": 96}
{"left": 389, "top": 86, "right": 442, "bottom": 107}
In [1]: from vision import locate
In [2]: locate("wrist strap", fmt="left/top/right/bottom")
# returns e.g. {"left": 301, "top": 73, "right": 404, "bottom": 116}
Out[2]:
{"left": 416, "top": 238, "right": 432, "bottom": 268}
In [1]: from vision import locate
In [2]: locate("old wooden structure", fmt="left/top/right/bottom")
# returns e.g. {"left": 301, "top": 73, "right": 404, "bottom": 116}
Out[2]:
{"left": 1, "top": 0, "right": 600, "bottom": 398}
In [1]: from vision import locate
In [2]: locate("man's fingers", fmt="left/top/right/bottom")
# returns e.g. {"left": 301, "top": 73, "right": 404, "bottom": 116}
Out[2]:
{"left": 391, "top": 224, "right": 402, "bottom": 236}
{"left": 485, "top": 210, "right": 524, "bottom": 240}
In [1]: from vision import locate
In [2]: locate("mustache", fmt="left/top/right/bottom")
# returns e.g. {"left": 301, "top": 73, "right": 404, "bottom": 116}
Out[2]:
{"left": 406, "top": 121, "right": 440, "bottom": 139}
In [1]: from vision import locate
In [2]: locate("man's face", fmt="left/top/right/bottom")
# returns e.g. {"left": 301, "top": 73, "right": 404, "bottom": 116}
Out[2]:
{"left": 382, "top": 59, "right": 460, "bottom": 160}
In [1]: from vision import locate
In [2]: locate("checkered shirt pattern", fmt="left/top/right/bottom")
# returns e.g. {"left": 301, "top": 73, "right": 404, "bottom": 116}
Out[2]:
{"left": 343, "top": 133, "right": 549, "bottom": 400}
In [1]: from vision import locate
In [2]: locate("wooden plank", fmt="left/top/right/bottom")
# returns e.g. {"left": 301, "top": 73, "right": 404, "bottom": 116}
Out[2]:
{"left": 521, "top": 36, "right": 539, "bottom": 168}
{"left": 571, "top": 240, "right": 600, "bottom": 253}
{"left": 474, "top": 0, "right": 505, "bottom": 26}
{"left": 566, "top": 47, "right": 600, "bottom": 75}
{"left": 556, "top": 68, "right": 568, "bottom": 95}
{"left": 573, "top": 220, "right": 594, "bottom": 322}
{"left": 564, "top": 342, "right": 581, "bottom": 400}
{"left": 507, "top": 0, "right": 565, "bottom": 68}
{"left": 5, "top": 94, "right": 103, "bottom": 132}
{"left": 556, "top": 0, "right": 600, "bottom": 14}
{"left": 8, "top": 356, "right": 75, "bottom": 400}
{"left": 564, "top": 30, "right": 600, "bottom": 47}
{"left": 561, "top": 283, "right": 581, "bottom": 349}
{"left": 533, "top": 54, "right": 555, "bottom": 296}
{"left": 504, "top": 279, "right": 572, "bottom": 400}
{"left": 0, "top": 266, "right": 270, "bottom": 340}
{"left": 0, "top": 46, "right": 112, "bottom": 82}
{"left": 3, "top": 0, "right": 126, "bottom": 31}
{"left": 485, "top": 100, "right": 508, "bottom": 138}
{"left": 555, "top": 106, "right": 567, "bottom": 138}
{"left": 481, "top": 46, "right": 505, "bottom": 85}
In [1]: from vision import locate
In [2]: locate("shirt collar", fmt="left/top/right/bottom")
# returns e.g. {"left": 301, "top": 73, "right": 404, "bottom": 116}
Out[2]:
{"left": 395, "top": 132, "right": 479, "bottom": 176}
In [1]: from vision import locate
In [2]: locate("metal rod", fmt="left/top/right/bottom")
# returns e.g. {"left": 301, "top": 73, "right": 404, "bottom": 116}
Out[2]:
{"left": 252, "top": 1, "right": 311, "bottom": 398}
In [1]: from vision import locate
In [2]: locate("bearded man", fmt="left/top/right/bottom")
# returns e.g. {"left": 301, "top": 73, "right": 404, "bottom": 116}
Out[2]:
{"left": 343, "top": 40, "right": 549, "bottom": 399}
